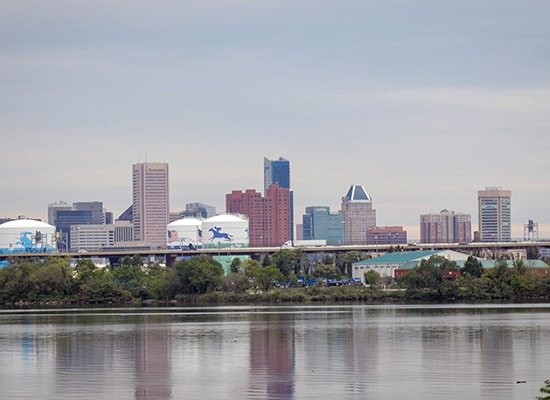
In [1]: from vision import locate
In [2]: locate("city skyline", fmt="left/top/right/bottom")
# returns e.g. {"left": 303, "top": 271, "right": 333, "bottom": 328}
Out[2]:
{"left": 2, "top": 1, "right": 549, "bottom": 239}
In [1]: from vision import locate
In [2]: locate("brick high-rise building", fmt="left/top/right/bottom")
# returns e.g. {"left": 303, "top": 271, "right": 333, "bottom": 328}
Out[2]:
{"left": 264, "top": 157, "right": 294, "bottom": 240}
{"left": 420, "top": 209, "right": 471, "bottom": 244}
{"left": 226, "top": 185, "right": 291, "bottom": 247}
{"left": 132, "top": 162, "right": 169, "bottom": 249}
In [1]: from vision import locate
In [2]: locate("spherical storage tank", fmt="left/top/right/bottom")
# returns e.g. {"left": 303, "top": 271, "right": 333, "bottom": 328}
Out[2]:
{"left": 202, "top": 214, "right": 249, "bottom": 249}
{"left": 0, "top": 219, "right": 57, "bottom": 254}
{"left": 166, "top": 218, "right": 203, "bottom": 249}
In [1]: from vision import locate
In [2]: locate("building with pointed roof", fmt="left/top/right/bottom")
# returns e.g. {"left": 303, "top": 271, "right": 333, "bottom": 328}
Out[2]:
{"left": 341, "top": 184, "right": 376, "bottom": 245}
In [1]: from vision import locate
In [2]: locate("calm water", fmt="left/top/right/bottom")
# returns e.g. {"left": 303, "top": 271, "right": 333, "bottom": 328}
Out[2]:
{"left": 0, "top": 303, "right": 549, "bottom": 400}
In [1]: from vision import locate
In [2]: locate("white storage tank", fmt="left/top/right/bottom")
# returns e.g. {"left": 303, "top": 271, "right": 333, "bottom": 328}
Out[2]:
{"left": 0, "top": 219, "right": 57, "bottom": 254}
{"left": 166, "top": 218, "right": 203, "bottom": 249}
{"left": 202, "top": 214, "right": 249, "bottom": 249}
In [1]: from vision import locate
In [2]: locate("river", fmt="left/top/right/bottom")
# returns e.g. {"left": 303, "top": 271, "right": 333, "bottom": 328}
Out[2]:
{"left": 0, "top": 303, "right": 549, "bottom": 399}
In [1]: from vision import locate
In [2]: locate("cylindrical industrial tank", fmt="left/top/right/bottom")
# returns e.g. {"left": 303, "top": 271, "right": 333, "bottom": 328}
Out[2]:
{"left": 166, "top": 218, "right": 203, "bottom": 249}
{"left": 0, "top": 219, "right": 57, "bottom": 254}
{"left": 202, "top": 214, "right": 249, "bottom": 249}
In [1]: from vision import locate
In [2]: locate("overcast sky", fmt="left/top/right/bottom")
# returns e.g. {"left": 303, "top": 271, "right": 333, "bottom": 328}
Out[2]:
{"left": 2, "top": 0, "right": 549, "bottom": 240}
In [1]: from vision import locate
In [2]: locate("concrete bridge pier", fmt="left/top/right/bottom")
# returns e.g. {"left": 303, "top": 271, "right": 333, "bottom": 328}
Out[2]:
{"left": 166, "top": 254, "right": 178, "bottom": 267}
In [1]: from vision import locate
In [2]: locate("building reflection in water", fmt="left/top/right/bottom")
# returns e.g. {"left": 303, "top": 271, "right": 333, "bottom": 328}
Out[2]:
{"left": 248, "top": 313, "right": 296, "bottom": 398}
{"left": 134, "top": 321, "right": 171, "bottom": 400}
{"left": 54, "top": 315, "right": 172, "bottom": 400}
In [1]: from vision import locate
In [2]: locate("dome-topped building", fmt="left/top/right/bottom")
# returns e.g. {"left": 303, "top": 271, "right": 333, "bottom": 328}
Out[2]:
{"left": 341, "top": 184, "right": 376, "bottom": 245}
{"left": 202, "top": 214, "right": 249, "bottom": 249}
{"left": 166, "top": 218, "right": 203, "bottom": 249}
{"left": 0, "top": 219, "right": 57, "bottom": 254}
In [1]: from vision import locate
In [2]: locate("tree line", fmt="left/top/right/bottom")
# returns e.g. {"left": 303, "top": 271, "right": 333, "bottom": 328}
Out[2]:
{"left": 0, "top": 251, "right": 549, "bottom": 304}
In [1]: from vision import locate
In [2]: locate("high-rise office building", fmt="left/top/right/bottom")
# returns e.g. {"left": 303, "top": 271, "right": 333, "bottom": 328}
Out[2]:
{"left": 132, "top": 162, "right": 170, "bottom": 249}
{"left": 264, "top": 157, "right": 290, "bottom": 193}
{"left": 478, "top": 187, "right": 512, "bottom": 242}
{"left": 55, "top": 209, "right": 94, "bottom": 250}
{"left": 341, "top": 184, "right": 376, "bottom": 245}
{"left": 47, "top": 201, "right": 71, "bottom": 226}
{"left": 226, "top": 185, "right": 291, "bottom": 247}
{"left": 73, "top": 201, "right": 104, "bottom": 224}
{"left": 420, "top": 209, "right": 471, "bottom": 244}
{"left": 302, "top": 206, "right": 344, "bottom": 245}
{"left": 264, "top": 157, "right": 294, "bottom": 240}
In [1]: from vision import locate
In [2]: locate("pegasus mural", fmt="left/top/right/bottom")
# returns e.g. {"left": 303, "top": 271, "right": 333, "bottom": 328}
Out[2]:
{"left": 208, "top": 226, "right": 233, "bottom": 242}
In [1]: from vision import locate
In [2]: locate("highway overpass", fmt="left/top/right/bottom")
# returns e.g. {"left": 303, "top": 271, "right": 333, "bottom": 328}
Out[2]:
{"left": 1, "top": 241, "right": 549, "bottom": 267}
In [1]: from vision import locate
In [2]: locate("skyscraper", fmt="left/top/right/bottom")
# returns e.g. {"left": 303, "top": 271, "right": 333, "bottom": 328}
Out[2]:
{"left": 132, "top": 162, "right": 169, "bottom": 248}
{"left": 478, "top": 187, "right": 511, "bottom": 242}
{"left": 73, "top": 201, "right": 104, "bottom": 224}
{"left": 47, "top": 201, "right": 71, "bottom": 226}
{"left": 264, "top": 157, "right": 290, "bottom": 193}
{"left": 341, "top": 184, "right": 376, "bottom": 245}
{"left": 226, "top": 185, "right": 291, "bottom": 247}
{"left": 263, "top": 157, "right": 294, "bottom": 240}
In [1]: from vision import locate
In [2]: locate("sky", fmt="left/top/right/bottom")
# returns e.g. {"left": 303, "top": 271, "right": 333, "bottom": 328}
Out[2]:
{"left": 2, "top": 0, "right": 549, "bottom": 241}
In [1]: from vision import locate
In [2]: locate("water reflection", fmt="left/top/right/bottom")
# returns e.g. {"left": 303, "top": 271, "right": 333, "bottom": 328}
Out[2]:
{"left": 51, "top": 315, "right": 172, "bottom": 400}
{"left": 249, "top": 314, "right": 295, "bottom": 399}
{"left": 0, "top": 304, "right": 549, "bottom": 400}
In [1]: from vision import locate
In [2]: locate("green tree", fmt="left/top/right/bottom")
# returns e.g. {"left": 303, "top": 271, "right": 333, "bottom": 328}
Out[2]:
{"left": 229, "top": 257, "right": 242, "bottom": 273}
{"left": 512, "top": 259, "right": 527, "bottom": 275}
{"left": 313, "top": 263, "right": 342, "bottom": 281}
{"left": 82, "top": 271, "right": 132, "bottom": 302}
{"left": 31, "top": 257, "right": 72, "bottom": 300}
{"left": 121, "top": 254, "right": 144, "bottom": 267}
{"left": 250, "top": 265, "right": 284, "bottom": 293}
{"left": 175, "top": 255, "right": 224, "bottom": 294}
{"left": 364, "top": 270, "right": 381, "bottom": 287}
{"left": 537, "top": 379, "right": 550, "bottom": 400}
{"left": 242, "top": 258, "right": 261, "bottom": 275}
{"left": 271, "top": 249, "right": 303, "bottom": 277}
{"left": 337, "top": 251, "right": 370, "bottom": 277}
{"left": 221, "top": 272, "right": 250, "bottom": 293}
{"left": 147, "top": 267, "right": 180, "bottom": 300}
{"left": 0, "top": 259, "right": 37, "bottom": 302}
{"left": 461, "top": 256, "right": 483, "bottom": 278}
{"left": 480, "top": 259, "right": 512, "bottom": 298}
{"left": 401, "top": 255, "right": 459, "bottom": 298}
{"left": 74, "top": 259, "right": 98, "bottom": 285}
{"left": 321, "top": 254, "right": 335, "bottom": 265}
{"left": 111, "top": 263, "right": 147, "bottom": 299}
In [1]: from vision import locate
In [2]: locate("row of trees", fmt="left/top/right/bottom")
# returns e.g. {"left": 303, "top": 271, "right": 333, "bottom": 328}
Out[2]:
{"left": 397, "top": 255, "right": 550, "bottom": 300}
{"left": 1, "top": 250, "right": 549, "bottom": 304}
{"left": 0, "top": 249, "right": 371, "bottom": 304}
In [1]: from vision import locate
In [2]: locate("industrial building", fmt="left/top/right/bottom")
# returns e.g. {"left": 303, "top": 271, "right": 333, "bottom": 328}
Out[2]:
{"left": 167, "top": 218, "right": 203, "bottom": 249}
{"left": 0, "top": 219, "right": 57, "bottom": 254}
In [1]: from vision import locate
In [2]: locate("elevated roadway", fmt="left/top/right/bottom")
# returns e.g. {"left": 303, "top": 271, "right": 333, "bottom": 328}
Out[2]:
{"left": 1, "top": 241, "right": 549, "bottom": 266}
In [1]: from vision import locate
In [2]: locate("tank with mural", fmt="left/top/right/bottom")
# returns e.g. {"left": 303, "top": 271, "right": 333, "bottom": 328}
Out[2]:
{"left": 0, "top": 219, "right": 57, "bottom": 254}
{"left": 202, "top": 214, "right": 249, "bottom": 249}
{"left": 166, "top": 218, "right": 203, "bottom": 250}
